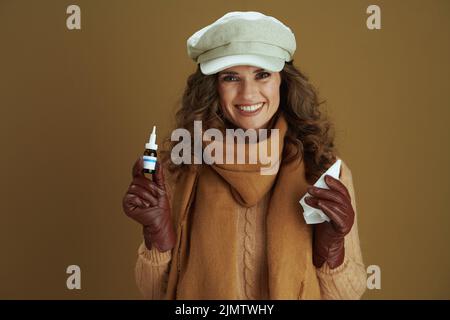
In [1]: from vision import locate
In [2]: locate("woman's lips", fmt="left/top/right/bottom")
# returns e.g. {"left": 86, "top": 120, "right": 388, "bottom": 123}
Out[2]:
{"left": 234, "top": 102, "right": 265, "bottom": 117}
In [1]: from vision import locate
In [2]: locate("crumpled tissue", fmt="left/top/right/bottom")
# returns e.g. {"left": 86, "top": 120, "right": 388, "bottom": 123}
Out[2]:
{"left": 299, "top": 158, "right": 342, "bottom": 224}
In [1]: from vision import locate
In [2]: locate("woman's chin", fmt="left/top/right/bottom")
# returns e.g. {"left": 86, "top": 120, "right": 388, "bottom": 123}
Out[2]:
{"left": 229, "top": 115, "right": 264, "bottom": 130}
{"left": 236, "top": 121, "right": 263, "bottom": 130}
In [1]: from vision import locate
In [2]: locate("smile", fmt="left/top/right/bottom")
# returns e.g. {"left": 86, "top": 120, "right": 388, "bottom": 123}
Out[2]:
{"left": 234, "top": 102, "right": 265, "bottom": 116}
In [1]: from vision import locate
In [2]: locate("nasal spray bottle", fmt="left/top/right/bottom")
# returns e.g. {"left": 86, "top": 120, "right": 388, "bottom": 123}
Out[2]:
{"left": 143, "top": 126, "right": 158, "bottom": 174}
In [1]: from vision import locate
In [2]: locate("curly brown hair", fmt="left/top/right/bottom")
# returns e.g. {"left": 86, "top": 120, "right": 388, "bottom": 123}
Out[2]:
{"left": 161, "top": 61, "right": 338, "bottom": 184}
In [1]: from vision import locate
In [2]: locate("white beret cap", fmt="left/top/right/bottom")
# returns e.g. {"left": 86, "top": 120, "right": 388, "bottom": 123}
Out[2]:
{"left": 187, "top": 11, "right": 296, "bottom": 75}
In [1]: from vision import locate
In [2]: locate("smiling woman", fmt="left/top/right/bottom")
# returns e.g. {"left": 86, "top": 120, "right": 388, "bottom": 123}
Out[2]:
{"left": 123, "top": 11, "right": 367, "bottom": 300}
{"left": 164, "top": 60, "right": 337, "bottom": 185}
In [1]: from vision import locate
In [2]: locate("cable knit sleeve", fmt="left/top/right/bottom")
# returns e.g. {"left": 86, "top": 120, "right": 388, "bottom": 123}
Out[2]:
{"left": 315, "top": 161, "right": 367, "bottom": 300}
{"left": 135, "top": 242, "right": 172, "bottom": 299}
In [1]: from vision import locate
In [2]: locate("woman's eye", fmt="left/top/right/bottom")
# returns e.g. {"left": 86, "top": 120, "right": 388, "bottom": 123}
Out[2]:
{"left": 222, "top": 75, "right": 239, "bottom": 82}
{"left": 257, "top": 72, "right": 271, "bottom": 79}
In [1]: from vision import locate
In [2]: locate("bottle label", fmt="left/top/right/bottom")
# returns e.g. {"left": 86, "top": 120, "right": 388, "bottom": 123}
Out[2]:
{"left": 143, "top": 155, "right": 157, "bottom": 170}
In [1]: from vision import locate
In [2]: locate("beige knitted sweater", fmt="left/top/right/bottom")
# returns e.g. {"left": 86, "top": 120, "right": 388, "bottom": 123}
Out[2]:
{"left": 134, "top": 162, "right": 367, "bottom": 300}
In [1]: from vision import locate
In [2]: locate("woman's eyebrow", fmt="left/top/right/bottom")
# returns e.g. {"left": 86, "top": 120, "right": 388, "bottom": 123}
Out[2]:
{"left": 253, "top": 68, "right": 266, "bottom": 73}
{"left": 218, "top": 71, "right": 237, "bottom": 75}
{"left": 218, "top": 68, "right": 266, "bottom": 75}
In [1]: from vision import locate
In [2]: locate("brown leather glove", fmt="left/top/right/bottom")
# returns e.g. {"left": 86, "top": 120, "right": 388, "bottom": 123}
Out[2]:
{"left": 304, "top": 175, "right": 355, "bottom": 269}
{"left": 122, "top": 157, "right": 176, "bottom": 252}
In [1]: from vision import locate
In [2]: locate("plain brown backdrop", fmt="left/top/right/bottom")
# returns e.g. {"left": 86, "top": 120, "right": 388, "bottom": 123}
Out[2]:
{"left": 0, "top": 0, "right": 449, "bottom": 299}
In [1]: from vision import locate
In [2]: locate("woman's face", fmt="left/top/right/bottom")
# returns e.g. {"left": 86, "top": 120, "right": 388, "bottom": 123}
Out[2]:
{"left": 217, "top": 65, "right": 281, "bottom": 130}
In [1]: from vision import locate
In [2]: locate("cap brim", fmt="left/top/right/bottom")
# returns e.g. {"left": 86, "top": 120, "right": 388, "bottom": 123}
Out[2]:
{"left": 200, "top": 54, "right": 285, "bottom": 75}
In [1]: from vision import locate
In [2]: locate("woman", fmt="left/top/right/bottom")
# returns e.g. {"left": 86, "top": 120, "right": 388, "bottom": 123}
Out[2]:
{"left": 123, "top": 11, "right": 367, "bottom": 300}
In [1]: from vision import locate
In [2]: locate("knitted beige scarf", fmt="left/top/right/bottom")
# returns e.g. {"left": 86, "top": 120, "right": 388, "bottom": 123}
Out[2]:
{"left": 164, "top": 114, "right": 321, "bottom": 299}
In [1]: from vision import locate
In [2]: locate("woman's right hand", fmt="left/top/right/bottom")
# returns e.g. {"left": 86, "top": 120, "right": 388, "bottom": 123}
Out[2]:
{"left": 122, "top": 157, "right": 176, "bottom": 252}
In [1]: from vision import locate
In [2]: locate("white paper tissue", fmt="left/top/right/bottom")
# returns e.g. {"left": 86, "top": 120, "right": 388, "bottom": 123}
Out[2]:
{"left": 299, "top": 158, "right": 342, "bottom": 224}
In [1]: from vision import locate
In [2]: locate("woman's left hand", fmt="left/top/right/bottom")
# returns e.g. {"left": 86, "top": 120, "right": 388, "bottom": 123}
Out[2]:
{"left": 304, "top": 175, "right": 355, "bottom": 269}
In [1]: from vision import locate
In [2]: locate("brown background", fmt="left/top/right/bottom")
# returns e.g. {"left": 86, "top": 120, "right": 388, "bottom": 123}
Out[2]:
{"left": 0, "top": 0, "right": 449, "bottom": 299}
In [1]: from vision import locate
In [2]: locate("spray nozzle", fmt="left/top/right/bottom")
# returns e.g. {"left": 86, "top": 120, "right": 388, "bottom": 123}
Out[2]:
{"left": 145, "top": 126, "right": 158, "bottom": 150}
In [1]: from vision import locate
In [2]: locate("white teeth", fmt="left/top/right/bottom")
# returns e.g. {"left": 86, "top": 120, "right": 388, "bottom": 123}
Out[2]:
{"left": 237, "top": 102, "right": 264, "bottom": 112}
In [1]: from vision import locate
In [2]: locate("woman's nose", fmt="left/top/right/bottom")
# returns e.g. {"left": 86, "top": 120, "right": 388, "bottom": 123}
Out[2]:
{"left": 238, "top": 80, "right": 259, "bottom": 100}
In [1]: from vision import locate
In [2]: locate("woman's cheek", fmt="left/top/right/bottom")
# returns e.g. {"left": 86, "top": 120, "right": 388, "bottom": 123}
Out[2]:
{"left": 219, "top": 100, "right": 235, "bottom": 122}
